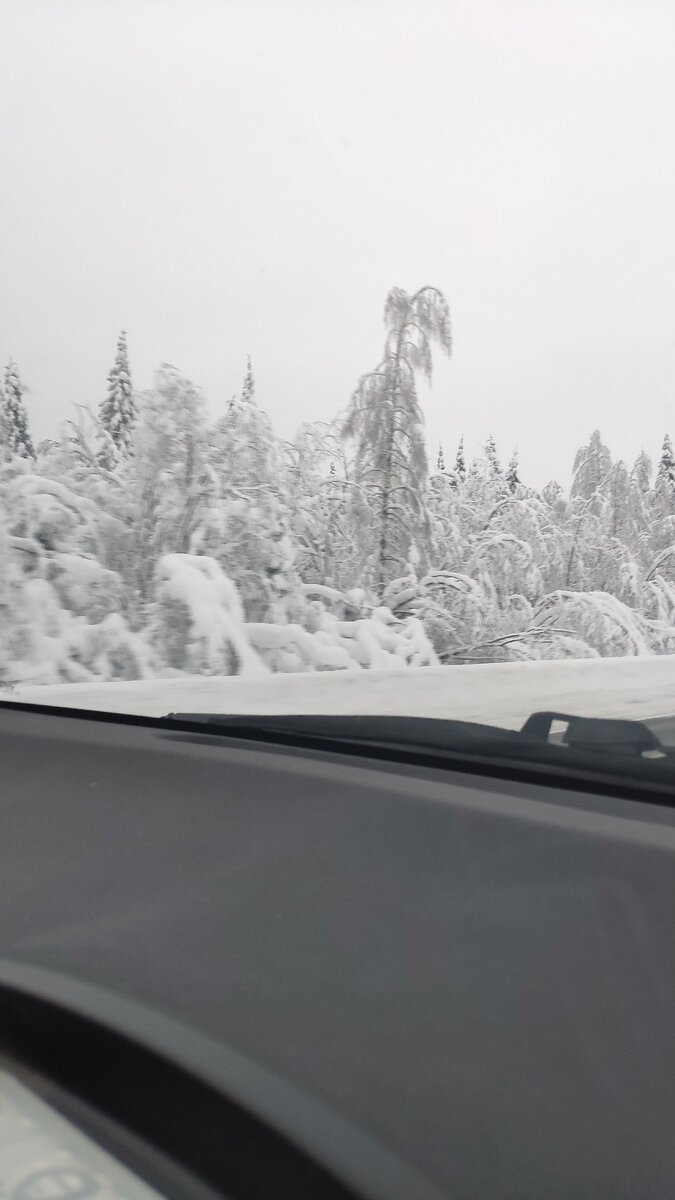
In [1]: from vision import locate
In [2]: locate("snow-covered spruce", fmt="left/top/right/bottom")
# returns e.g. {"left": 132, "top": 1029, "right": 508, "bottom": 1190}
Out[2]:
{"left": 99, "top": 330, "right": 136, "bottom": 461}
{"left": 1, "top": 360, "right": 35, "bottom": 461}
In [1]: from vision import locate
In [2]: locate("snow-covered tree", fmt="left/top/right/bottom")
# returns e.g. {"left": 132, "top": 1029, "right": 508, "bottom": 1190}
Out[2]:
{"left": 343, "top": 285, "right": 451, "bottom": 594}
{"left": 1, "top": 361, "right": 35, "bottom": 460}
{"left": 0, "top": 380, "right": 6, "bottom": 461}
{"left": 506, "top": 450, "right": 520, "bottom": 493}
{"left": 436, "top": 443, "right": 445, "bottom": 472}
{"left": 631, "top": 449, "right": 652, "bottom": 494}
{"left": 454, "top": 437, "right": 466, "bottom": 481}
{"left": 100, "top": 330, "right": 135, "bottom": 457}
{"left": 542, "top": 479, "right": 565, "bottom": 511}
{"left": 130, "top": 364, "right": 214, "bottom": 598}
{"left": 207, "top": 370, "right": 302, "bottom": 621}
{"left": 240, "top": 355, "right": 255, "bottom": 405}
{"left": 484, "top": 435, "right": 501, "bottom": 477}
{"left": 606, "top": 460, "right": 633, "bottom": 543}
{"left": 656, "top": 434, "right": 675, "bottom": 506}
{"left": 571, "top": 429, "right": 611, "bottom": 502}
{"left": 284, "top": 419, "right": 360, "bottom": 591}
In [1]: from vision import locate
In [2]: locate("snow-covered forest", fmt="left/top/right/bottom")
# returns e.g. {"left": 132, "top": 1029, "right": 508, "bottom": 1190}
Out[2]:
{"left": 3, "top": 284, "right": 675, "bottom": 688}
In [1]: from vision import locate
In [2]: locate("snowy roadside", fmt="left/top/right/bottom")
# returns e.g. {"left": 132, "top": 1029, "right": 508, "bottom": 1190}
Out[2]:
{"left": 8, "top": 655, "right": 675, "bottom": 728}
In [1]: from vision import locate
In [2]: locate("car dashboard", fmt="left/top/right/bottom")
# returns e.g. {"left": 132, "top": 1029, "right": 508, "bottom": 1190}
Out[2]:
{"left": 1, "top": 701, "right": 675, "bottom": 1199}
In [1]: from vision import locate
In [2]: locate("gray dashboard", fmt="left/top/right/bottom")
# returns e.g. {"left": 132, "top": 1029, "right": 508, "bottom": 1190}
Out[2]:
{"left": 1, "top": 702, "right": 675, "bottom": 1199}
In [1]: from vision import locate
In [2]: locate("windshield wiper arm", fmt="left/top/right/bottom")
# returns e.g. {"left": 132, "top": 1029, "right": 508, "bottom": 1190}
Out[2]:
{"left": 521, "top": 711, "right": 670, "bottom": 758}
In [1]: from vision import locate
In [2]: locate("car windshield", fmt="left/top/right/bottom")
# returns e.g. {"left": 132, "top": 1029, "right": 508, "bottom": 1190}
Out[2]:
{"left": 1, "top": 1, "right": 674, "bottom": 766}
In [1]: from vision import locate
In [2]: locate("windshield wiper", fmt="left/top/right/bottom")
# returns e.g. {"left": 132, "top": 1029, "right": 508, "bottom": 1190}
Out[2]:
{"left": 161, "top": 709, "right": 675, "bottom": 802}
{"left": 164, "top": 711, "right": 525, "bottom": 751}
{"left": 165, "top": 709, "right": 671, "bottom": 758}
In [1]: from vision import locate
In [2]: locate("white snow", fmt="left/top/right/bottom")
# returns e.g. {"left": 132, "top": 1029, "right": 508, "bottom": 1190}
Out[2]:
{"left": 155, "top": 553, "right": 269, "bottom": 677}
{"left": 9, "top": 654, "right": 675, "bottom": 727}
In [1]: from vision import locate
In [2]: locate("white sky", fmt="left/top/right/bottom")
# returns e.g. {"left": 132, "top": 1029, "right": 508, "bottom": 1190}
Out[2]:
{"left": 3, "top": 0, "right": 675, "bottom": 487}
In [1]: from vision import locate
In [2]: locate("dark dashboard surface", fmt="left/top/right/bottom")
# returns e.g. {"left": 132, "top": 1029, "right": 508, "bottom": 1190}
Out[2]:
{"left": 2, "top": 702, "right": 675, "bottom": 1199}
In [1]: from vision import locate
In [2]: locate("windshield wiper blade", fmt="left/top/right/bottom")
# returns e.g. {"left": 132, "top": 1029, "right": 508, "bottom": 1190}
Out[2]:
{"left": 164, "top": 712, "right": 522, "bottom": 751}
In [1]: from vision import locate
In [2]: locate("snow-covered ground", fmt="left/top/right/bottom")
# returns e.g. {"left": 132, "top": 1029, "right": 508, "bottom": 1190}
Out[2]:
{"left": 9, "top": 654, "right": 675, "bottom": 728}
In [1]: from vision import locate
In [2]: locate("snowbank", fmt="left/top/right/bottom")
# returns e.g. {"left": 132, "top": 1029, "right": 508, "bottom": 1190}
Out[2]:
{"left": 9, "top": 654, "right": 675, "bottom": 727}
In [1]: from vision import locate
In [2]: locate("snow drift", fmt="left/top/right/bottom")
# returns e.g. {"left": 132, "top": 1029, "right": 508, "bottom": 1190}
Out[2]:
{"left": 11, "top": 654, "right": 675, "bottom": 729}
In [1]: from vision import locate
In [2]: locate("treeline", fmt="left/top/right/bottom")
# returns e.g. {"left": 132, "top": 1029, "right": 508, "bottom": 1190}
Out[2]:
{"left": 3, "top": 286, "right": 675, "bottom": 686}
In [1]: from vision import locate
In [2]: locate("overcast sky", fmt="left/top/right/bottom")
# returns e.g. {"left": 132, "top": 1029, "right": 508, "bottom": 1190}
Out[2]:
{"left": 3, "top": 0, "right": 675, "bottom": 487}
